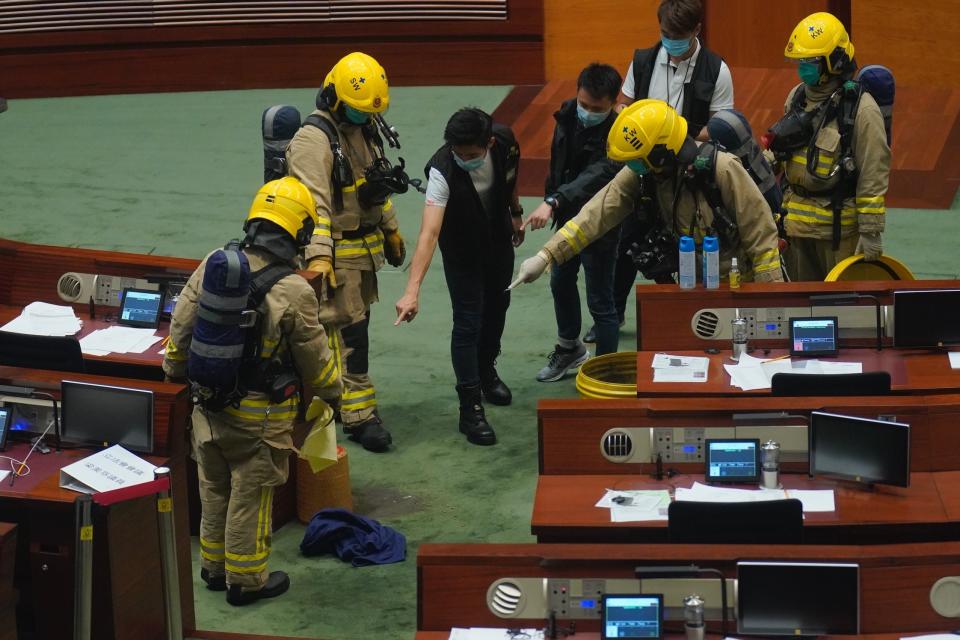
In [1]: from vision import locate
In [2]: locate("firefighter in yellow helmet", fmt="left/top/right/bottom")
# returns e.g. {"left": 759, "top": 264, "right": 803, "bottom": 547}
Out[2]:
{"left": 286, "top": 52, "right": 404, "bottom": 452}
{"left": 163, "top": 177, "right": 342, "bottom": 605}
{"left": 768, "top": 12, "right": 890, "bottom": 280}
{"left": 511, "top": 99, "right": 783, "bottom": 289}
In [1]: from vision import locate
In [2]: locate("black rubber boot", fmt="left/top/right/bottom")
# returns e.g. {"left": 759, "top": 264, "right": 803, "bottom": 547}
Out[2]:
{"left": 343, "top": 414, "right": 392, "bottom": 453}
{"left": 456, "top": 383, "right": 497, "bottom": 446}
{"left": 200, "top": 568, "right": 226, "bottom": 592}
{"left": 480, "top": 367, "right": 512, "bottom": 406}
{"left": 226, "top": 570, "right": 290, "bottom": 606}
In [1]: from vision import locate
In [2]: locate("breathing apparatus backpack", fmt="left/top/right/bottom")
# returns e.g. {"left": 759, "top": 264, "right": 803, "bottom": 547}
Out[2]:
{"left": 707, "top": 110, "right": 783, "bottom": 216}
{"left": 260, "top": 94, "right": 423, "bottom": 211}
{"left": 188, "top": 240, "right": 298, "bottom": 412}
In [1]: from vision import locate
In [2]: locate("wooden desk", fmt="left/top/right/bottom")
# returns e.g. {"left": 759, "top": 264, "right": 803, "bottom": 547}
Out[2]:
{"left": 634, "top": 280, "right": 960, "bottom": 352}
{"left": 0, "top": 442, "right": 190, "bottom": 639}
{"left": 531, "top": 473, "right": 959, "bottom": 544}
{"left": 538, "top": 396, "right": 960, "bottom": 475}
{"left": 418, "top": 542, "right": 960, "bottom": 634}
{"left": 635, "top": 349, "right": 960, "bottom": 397}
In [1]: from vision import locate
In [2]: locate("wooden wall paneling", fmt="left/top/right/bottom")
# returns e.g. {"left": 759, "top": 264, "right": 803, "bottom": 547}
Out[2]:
{"left": 853, "top": 0, "right": 960, "bottom": 90}
{"left": 860, "top": 562, "right": 960, "bottom": 633}
{"left": 543, "top": 0, "right": 660, "bottom": 80}
{"left": 704, "top": 0, "right": 831, "bottom": 69}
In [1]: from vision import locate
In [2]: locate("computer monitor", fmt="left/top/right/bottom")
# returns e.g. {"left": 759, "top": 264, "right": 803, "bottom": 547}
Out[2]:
{"left": 789, "top": 316, "right": 838, "bottom": 356}
{"left": 61, "top": 381, "right": 154, "bottom": 453}
{"left": 704, "top": 438, "right": 760, "bottom": 483}
{"left": 737, "top": 561, "right": 859, "bottom": 636}
{"left": 119, "top": 288, "right": 163, "bottom": 329}
{"left": 602, "top": 594, "right": 662, "bottom": 639}
{"left": 0, "top": 406, "right": 10, "bottom": 450}
{"left": 893, "top": 289, "right": 960, "bottom": 348}
{"left": 809, "top": 411, "right": 910, "bottom": 488}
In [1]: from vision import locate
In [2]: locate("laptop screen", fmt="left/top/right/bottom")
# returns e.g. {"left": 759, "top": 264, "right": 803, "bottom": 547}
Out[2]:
{"left": 602, "top": 594, "right": 662, "bottom": 639}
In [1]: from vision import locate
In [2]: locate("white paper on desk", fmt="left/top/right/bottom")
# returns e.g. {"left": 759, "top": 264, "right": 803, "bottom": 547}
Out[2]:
{"left": 785, "top": 489, "right": 836, "bottom": 512}
{"left": 595, "top": 489, "right": 667, "bottom": 510}
{"left": 0, "top": 471, "right": 8, "bottom": 482}
{"left": 949, "top": 353, "right": 960, "bottom": 369}
{"left": 724, "top": 363, "right": 770, "bottom": 391}
{"left": 611, "top": 505, "right": 669, "bottom": 522}
{"left": 449, "top": 629, "right": 544, "bottom": 640}
{"left": 819, "top": 361, "right": 863, "bottom": 374}
{"left": 0, "top": 301, "right": 82, "bottom": 336}
{"left": 676, "top": 482, "right": 788, "bottom": 503}
{"left": 652, "top": 354, "right": 709, "bottom": 383}
{"left": 59, "top": 445, "right": 156, "bottom": 494}
{"left": 898, "top": 635, "right": 960, "bottom": 640}
{"left": 79, "top": 326, "right": 159, "bottom": 356}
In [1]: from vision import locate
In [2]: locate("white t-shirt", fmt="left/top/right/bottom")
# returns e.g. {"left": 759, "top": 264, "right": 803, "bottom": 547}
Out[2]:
{"left": 424, "top": 151, "right": 496, "bottom": 213}
{"left": 621, "top": 39, "right": 734, "bottom": 114}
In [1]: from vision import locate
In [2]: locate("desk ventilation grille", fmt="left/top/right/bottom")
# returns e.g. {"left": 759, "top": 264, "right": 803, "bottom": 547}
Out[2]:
{"left": 602, "top": 430, "right": 634, "bottom": 462}
{"left": 692, "top": 309, "right": 721, "bottom": 339}
{"left": 57, "top": 272, "right": 96, "bottom": 303}
{"left": 930, "top": 577, "right": 960, "bottom": 617}
{"left": 489, "top": 580, "right": 523, "bottom": 616}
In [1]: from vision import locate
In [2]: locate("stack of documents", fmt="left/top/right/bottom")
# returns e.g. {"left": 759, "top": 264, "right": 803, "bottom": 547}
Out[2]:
{"left": 949, "top": 353, "right": 960, "bottom": 369}
{"left": 0, "top": 301, "right": 82, "bottom": 336}
{"left": 596, "top": 489, "right": 672, "bottom": 522}
{"left": 725, "top": 353, "right": 863, "bottom": 390}
{"left": 449, "top": 629, "right": 544, "bottom": 640}
{"left": 79, "top": 325, "right": 161, "bottom": 356}
{"left": 652, "top": 353, "right": 709, "bottom": 383}
{"left": 59, "top": 445, "right": 157, "bottom": 494}
{"left": 675, "top": 482, "right": 835, "bottom": 512}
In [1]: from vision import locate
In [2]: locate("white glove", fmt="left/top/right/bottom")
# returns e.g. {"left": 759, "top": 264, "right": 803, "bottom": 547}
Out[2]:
{"left": 855, "top": 232, "right": 882, "bottom": 262}
{"left": 507, "top": 251, "right": 550, "bottom": 290}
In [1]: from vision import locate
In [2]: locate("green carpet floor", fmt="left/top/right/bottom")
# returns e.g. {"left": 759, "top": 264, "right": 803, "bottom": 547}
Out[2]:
{"left": 1, "top": 86, "right": 958, "bottom": 640}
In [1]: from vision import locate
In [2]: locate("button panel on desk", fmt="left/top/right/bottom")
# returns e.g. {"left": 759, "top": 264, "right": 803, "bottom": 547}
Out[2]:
{"left": 654, "top": 427, "right": 705, "bottom": 462}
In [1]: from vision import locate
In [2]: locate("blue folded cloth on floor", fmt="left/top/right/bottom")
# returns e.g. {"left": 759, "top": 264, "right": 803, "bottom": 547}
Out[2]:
{"left": 300, "top": 508, "right": 406, "bottom": 566}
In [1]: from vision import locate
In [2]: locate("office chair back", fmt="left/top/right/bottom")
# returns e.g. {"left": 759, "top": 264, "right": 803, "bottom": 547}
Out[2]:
{"left": 0, "top": 331, "right": 85, "bottom": 373}
{"left": 771, "top": 371, "right": 891, "bottom": 396}
{"left": 667, "top": 498, "right": 803, "bottom": 544}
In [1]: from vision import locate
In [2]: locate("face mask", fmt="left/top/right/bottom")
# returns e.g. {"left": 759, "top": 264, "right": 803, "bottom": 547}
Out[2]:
{"left": 577, "top": 104, "right": 611, "bottom": 128}
{"left": 343, "top": 105, "right": 370, "bottom": 124}
{"left": 798, "top": 61, "right": 822, "bottom": 86}
{"left": 626, "top": 159, "right": 650, "bottom": 176}
{"left": 661, "top": 35, "right": 692, "bottom": 57}
{"left": 454, "top": 151, "right": 486, "bottom": 172}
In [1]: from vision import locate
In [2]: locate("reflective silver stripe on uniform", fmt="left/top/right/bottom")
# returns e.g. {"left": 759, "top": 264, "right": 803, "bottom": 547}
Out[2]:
{"left": 199, "top": 290, "right": 247, "bottom": 310}
{"left": 712, "top": 111, "right": 754, "bottom": 157}
{"left": 197, "top": 306, "right": 242, "bottom": 325}
{"left": 189, "top": 341, "right": 244, "bottom": 359}
{"left": 225, "top": 249, "right": 242, "bottom": 289}
{"left": 262, "top": 105, "right": 285, "bottom": 138}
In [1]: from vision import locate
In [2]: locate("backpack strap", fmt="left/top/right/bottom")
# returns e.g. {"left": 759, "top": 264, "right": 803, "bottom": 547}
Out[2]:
{"left": 688, "top": 143, "right": 739, "bottom": 240}
{"left": 632, "top": 45, "right": 659, "bottom": 102}
{"left": 302, "top": 114, "right": 350, "bottom": 211}
{"left": 248, "top": 263, "right": 296, "bottom": 308}
{"left": 683, "top": 47, "right": 723, "bottom": 136}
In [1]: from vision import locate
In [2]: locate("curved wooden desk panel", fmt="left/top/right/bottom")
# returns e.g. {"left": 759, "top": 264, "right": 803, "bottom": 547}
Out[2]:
{"left": 417, "top": 542, "right": 960, "bottom": 634}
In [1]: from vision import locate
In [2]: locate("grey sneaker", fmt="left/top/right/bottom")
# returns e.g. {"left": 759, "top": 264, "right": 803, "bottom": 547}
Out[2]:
{"left": 536, "top": 343, "right": 590, "bottom": 382}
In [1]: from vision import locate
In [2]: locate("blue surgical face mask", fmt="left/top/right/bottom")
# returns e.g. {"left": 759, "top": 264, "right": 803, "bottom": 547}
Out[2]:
{"left": 343, "top": 105, "right": 370, "bottom": 124}
{"left": 798, "top": 61, "right": 822, "bottom": 86}
{"left": 661, "top": 35, "right": 692, "bottom": 57}
{"left": 454, "top": 151, "right": 486, "bottom": 172}
{"left": 577, "top": 103, "right": 611, "bottom": 128}
{"left": 626, "top": 159, "right": 650, "bottom": 176}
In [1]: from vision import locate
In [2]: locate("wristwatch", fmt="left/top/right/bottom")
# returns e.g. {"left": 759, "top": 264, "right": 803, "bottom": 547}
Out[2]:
{"left": 544, "top": 195, "right": 560, "bottom": 211}
{"left": 510, "top": 204, "right": 524, "bottom": 218}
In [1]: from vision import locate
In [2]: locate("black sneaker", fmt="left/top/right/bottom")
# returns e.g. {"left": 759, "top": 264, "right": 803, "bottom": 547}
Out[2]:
{"left": 343, "top": 415, "right": 392, "bottom": 452}
{"left": 226, "top": 571, "right": 290, "bottom": 607}
{"left": 200, "top": 568, "right": 226, "bottom": 592}
{"left": 536, "top": 343, "right": 589, "bottom": 382}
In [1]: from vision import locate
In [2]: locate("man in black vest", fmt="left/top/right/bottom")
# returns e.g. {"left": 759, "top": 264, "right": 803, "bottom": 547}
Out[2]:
{"left": 522, "top": 63, "right": 623, "bottom": 381}
{"left": 602, "top": 0, "right": 734, "bottom": 345}
{"left": 394, "top": 108, "right": 523, "bottom": 446}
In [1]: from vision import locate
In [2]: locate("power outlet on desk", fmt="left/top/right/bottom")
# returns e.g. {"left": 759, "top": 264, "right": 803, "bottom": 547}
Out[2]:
{"left": 547, "top": 578, "right": 641, "bottom": 619}
{"left": 94, "top": 275, "right": 155, "bottom": 306}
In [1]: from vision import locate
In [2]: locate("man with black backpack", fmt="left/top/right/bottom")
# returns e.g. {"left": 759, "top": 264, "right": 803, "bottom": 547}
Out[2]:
{"left": 163, "top": 177, "right": 342, "bottom": 606}
{"left": 287, "top": 52, "right": 404, "bottom": 453}
{"left": 510, "top": 101, "right": 783, "bottom": 291}
{"left": 767, "top": 12, "right": 891, "bottom": 281}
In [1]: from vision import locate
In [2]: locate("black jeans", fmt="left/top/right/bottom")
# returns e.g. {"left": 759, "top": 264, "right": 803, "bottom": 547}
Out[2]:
{"left": 550, "top": 228, "right": 620, "bottom": 355}
{"left": 442, "top": 249, "right": 514, "bottom": 387}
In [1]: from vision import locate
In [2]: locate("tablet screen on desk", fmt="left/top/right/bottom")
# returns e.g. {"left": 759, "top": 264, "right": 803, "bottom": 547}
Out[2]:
{"left": 790, "top": 316, "right": 838, "bottom": 356}
{"left": 602, "top": 594, "right": 662, "bottom": 639}
{"left": 119, "top": 288, "right": 163, "bottom": 329}
{"left": 705, "top": 438, "right": 760, "bottom": 483}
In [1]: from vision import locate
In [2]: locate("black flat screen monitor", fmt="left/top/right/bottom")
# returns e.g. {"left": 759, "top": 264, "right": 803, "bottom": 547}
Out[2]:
{"left": 602, "top": 594, "right": 662, "bottom": 639}
{"left": 704, "top": 438, "right": 760, "bottom": 483}
{"left": 894, "top": 289, "right": 960, "bottom": 348}
{"left": 61, "top": 381, "right": 154, "bottom": 453}
{"left": 119, "top": 288, "right": 163, "bottom": 329}
{"left": 737, "top": 561, "right": 859, "bottom": 636}
{"left": 809, "top": 411, "right": 910, "bottom": 487}
{"left": 789, "top": 316, "right": 838, "bottom": 356}
{"left": 0, "top": 406, "right": 9, "bottom": 450}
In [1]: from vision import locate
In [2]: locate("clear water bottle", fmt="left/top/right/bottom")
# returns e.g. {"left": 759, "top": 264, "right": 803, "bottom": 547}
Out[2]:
{"left": 678, "top": 235, "right": 696, "bottom": 289}
{"left": 702, "top": 235, "right": 719, "bottom": 289}
{"left": 684, "top": 594, "right": 706, "bottom": 640}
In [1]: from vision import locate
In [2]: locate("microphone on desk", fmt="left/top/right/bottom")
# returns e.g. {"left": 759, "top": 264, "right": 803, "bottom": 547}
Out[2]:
{"left": 654, "top": 453, "right": 664, "bottom": 481}
{"left": 88, "top": 296, "right": 96, "bottom": 320}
